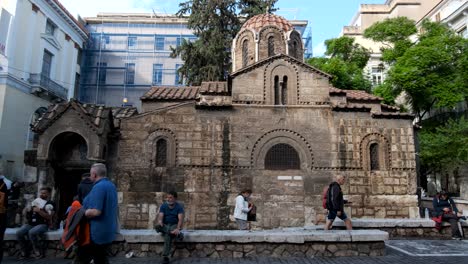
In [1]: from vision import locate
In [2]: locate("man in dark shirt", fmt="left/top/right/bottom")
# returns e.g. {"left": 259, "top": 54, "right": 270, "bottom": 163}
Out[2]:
{"left": 433, "top": 190, "right": 462, "bottom": 239}
{"left": 324, "top": 175, "right": 352, "bottom": 230}
{"left": 77, "top": 173, "right": 93, "bottom": 203}
{"left": 156, "top": 191, "right": 184, "bottom": 264}
{"left": 16, "top": 187, "right": 55, "bottom": 259}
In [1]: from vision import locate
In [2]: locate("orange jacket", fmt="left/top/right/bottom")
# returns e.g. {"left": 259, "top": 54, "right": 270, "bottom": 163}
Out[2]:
{"left": 61, "top": 201, "right": 91, "bottom": 251}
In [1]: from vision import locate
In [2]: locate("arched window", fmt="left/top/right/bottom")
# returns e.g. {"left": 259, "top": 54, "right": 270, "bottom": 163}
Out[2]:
{"left": 274, "top": 75, "right": 280, "bottom": 105}
{"left": 281, "top": 76, "right": 288, "bottom": 105}
{"left": 268, "top": 36, "right": 275, "bottom": 57}
{"left": 370, "top": 143, "right": 379, "bottom": 170}
{"left": 242, "top": 39, "right": 249, "bottom": 67}
{"left": 156, "top": 138, "right": 168, "bottom": 167}
{"left": 265, "top": 143, "right": 300, "bottom": 170}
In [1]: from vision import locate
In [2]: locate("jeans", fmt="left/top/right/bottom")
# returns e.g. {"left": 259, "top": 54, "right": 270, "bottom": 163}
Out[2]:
{"left": 16, "top": 224, "right": 48, "bottom": 254}
{"left": 161, "top": 224, "right": 178, "bottom": 257}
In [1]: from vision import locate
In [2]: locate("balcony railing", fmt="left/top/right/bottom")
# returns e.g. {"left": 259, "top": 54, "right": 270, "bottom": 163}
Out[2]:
{"left": 29, "top": 73, "right": 68, "bottom": 101}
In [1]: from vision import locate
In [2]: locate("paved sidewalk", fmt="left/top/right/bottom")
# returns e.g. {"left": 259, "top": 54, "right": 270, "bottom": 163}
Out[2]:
{"left": 3, "top": 240, "right": 468, "bottom": 264}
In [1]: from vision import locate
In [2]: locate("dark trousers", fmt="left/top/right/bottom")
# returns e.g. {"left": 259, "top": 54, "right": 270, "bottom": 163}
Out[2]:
{"left": 442, "top": 214, "right": 461, "bottom": 237}
{"left": 76, "top": 243, "right": 110, "bottom": 264}
{"left": 0, "top": 214, "right": 7, "bottom": 263}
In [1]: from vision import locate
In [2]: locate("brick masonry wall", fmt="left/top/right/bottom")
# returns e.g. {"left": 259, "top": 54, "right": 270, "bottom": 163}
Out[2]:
{"left": 116, "top": 101, "right": 417, "bottom": 230}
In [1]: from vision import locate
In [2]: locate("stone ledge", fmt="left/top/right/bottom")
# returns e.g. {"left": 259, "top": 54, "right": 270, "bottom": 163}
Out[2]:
{"left": 332, "top": 218, "right": 468, "bottom": 228}
{"left": 5, "top": 228, "right": 388, "bottom": 243}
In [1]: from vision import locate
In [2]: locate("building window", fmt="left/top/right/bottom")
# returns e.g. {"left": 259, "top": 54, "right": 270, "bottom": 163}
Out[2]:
{"left": 155, "top": 138, "right": 167, "bottom": 167}
{"left": 176, "top": 37, "right": 182, "bottom": 47}
{"left": 274, "top": 75, "right": 280, "bottom": 105}
{"left": 292, "top": 41, "right": 298, "bottom": 58}
{"left": 153, "top": 64, "right": 163, "bottom": 85}
{"left": 125, "top": 63, "right": 135, "bottom": 85}
{"left": 281, "top": 76, "right": 288, "bottom": 105}
{"left": 370, "top": 143, "right": 379, "bottom": 171}
{"left": 97, "top": 62, "right": 107, "bottom": 85}
{"left": 435, "top": 12, "right": 441, "bottom": 22}
{"left": 41, "top": 50, "right": 53, "bottom": 78}
{"left": 128, "top": 36, "right": 137, "bottom": 49}
{"left": 242, "top": 39, "right": 249, "bottom": 68}
{"left": 175, "top": 64, "right": 182, "bottom": 85}
{"left": 155, "top": 36, "right": 165, "bottom": 50}
{"left": 45, "top": 19, "right": 56, "bottom": 36}
{"left": 265, "top": 143, "right": 300, "bottom": 170}
{"left": 371, "top": 67, "right": 383, "bottom": 87}
{"left": 268, "top": 36, "right": 275, "bottom": 57}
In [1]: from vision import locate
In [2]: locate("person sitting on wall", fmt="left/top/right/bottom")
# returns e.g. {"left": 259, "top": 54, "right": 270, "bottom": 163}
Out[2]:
{"left": 16, "top": 187, "right": 55, "bottom": 259}
{"left": 432, "top": 190, "right": 464, "bottom": 239}
{"left": 155, "top": 191, "right": 184, "bottom": 264}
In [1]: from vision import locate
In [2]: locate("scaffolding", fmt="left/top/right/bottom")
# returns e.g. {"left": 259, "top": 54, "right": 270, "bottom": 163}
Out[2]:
{"left": 79, "top": 14, "right": 195, "bottom": 109}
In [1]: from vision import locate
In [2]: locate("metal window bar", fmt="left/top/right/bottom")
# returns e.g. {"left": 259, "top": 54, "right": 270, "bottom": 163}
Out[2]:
{"left": 370, "top": 143, "right": 380, "bottom": 170}
{"left": 156, "top": 139, "right": 167, "bottom": 167}
{"left": 265, "top": 143, "right": 300, "bottom": 170}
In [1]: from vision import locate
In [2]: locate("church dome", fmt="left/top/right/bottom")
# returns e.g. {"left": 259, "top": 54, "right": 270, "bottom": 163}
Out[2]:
{"left": 241, "top": 13, "right": 293, "bottom": 33}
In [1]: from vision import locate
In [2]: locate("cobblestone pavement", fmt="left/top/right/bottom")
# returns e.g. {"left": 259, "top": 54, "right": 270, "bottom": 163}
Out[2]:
{"left": 3, "top": 241, "right": 468, "bottom": 264}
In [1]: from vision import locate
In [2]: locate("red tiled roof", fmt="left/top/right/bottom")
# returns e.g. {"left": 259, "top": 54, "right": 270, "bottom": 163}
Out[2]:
{"left": 330, "top": 88, "right": 382, "bottom": 101}
{"left": 241, "top": 13, "right": 293, "bottom": 32}
{"left": 372, "top": 112, "right": 414, "bottom": 119}
{"left": 200, "top": 82, "right": 229, "bottom": 94}
{"left": 141, "top": 86, "right": 201, "bottom": 101}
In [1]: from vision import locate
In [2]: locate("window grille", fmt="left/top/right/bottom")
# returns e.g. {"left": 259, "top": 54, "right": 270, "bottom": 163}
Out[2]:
{"left": 242, "top": 40, "right": 249, "bottom": 67}
{"left": 281, "top": 76, "right": 288, "bottom": 105}
{"left": 274, "top": 75, "right": 280, "bottom": 105}
{"left": 156, "top": 138, "right": 167, "bottom": 167}
{"left": 265, "top": 143, "right": 300, "bottom": 170}
{"left": 370, "top": 143, "right": 379, "bottom": 170}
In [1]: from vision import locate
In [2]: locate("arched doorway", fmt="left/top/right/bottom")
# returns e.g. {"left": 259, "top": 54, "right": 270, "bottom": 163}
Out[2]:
{"left": 48, "top": 132, "right": 91, "bottom": 222}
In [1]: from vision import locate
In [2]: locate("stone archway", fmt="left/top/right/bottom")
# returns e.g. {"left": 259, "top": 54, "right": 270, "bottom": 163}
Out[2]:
{"left": 48, "top": 132, "right": 92, "bottom": 221}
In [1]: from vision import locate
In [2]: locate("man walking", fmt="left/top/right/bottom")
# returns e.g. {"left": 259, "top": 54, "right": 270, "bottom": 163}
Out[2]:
{"left": 77, "top": 163, "right": 117, "bottom": 264}
{"left": 77, "top": 172, "right": 93, "bottom": 204}
{"left": 324, "top": 175, "right": 352, "bottom": 230}
{"left": 156, "top": 191, "right": 184, "bottom": 264}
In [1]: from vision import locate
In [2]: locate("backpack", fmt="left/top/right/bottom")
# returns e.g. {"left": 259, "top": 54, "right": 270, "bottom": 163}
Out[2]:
{"left": 322, "top": 185, "right": 329, "bottom": 209}
{"left": 0, "top": 182, "right": 6, "bottom": 214}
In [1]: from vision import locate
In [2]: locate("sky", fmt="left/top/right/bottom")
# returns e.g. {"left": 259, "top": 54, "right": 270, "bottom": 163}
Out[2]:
{"left": 60, "top": 0, "right": 385, "bottom": 56}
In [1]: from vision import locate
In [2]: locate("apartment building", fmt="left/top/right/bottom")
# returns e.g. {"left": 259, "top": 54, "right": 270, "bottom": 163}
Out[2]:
{"left": 79, "top": 13, "right": 310, "bottom": 110}
{"left": 342, "top": 0, "right": 442, "bottom": 87}
{"left": 0, "top": 0, "right": 87, "bottom": 181}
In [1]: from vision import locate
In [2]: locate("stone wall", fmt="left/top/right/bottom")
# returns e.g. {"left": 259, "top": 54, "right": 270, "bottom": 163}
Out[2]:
{"left": 116, "top": 101, "right": 417, "bottom": 229}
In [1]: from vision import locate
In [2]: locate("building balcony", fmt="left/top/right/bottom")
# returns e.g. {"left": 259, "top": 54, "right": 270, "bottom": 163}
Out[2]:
{"left": 29, "top": 74, "right": 68, "bottom": 102}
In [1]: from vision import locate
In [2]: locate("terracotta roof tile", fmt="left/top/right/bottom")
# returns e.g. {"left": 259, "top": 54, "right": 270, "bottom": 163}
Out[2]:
{"left": 241, "top": 13, "right": 293, "bottom": 33}
{"left": 141, "top": 86, "right": 201, "bottom": 101}
{"left": 329, "top": 88, "right": 382, "bottom": 101}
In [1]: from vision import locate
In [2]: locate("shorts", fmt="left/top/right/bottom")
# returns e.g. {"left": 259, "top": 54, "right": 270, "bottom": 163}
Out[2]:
{"left": 235, "top": 218, "right": 248, "bottom": 230}
{"left": 327, "top": 210, "right": 348, "bottom": 221}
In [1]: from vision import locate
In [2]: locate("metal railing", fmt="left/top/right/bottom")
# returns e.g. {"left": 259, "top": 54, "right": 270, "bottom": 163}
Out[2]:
{"left": 29, "top": 73, "right": 68, "bottom": 100}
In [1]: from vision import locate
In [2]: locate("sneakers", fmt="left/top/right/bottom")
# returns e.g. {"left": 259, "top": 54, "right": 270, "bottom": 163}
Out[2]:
{"left": 154, "top": 224, "right": 164, "bottom": 234}
{"left": 162, "top": 256, "right": 170, "bottom": 264}
{"left": 176, "top": 232, "right": 184, "bottom": 242}
{"left": 452, "top": 236, "right": 462, "bottom": 240}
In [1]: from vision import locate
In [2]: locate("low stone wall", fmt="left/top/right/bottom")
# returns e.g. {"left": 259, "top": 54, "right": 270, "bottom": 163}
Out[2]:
{"left": 3, "top": 229, "right": 387, "bottom": 258}
{"left": 332, "top": 219, "right": 468, "bottom": 238}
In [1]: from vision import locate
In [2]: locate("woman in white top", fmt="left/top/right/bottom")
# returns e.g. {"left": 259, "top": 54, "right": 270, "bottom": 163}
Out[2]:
{"left": 234, "top": 189, "right": 252, "bottom": 230}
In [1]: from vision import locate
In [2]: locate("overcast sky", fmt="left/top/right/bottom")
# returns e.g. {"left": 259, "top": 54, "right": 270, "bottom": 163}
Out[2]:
{"left": 59, "top": 0, "right": 384, "bottom": 56}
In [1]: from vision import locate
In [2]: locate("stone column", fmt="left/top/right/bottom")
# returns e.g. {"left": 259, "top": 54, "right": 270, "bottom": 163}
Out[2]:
{"left": 458, "top": 166, "right": 468, "bottom": 200}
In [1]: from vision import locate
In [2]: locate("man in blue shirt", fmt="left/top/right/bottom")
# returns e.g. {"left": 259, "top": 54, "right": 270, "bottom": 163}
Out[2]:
{"left": 77, "top": 163, "right": 117, "bottom": 264}
{"left": 156, "top": 191, "right": 184, "bottom": 264}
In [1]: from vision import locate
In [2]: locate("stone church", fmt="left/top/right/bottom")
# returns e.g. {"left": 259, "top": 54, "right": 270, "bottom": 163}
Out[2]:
{"left": 30, "top": 14, "right": 418, "bottom": 230}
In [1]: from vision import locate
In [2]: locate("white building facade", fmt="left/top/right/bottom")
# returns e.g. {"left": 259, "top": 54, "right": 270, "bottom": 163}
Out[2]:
{"left": 0, "top": 0, "right": 87, "bottom": 181}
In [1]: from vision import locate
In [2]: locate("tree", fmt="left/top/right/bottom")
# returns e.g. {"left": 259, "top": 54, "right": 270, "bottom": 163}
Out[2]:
{"left": 419, "top": 117, "right": 468, "bottom": 172}
{"left": 307, "top": 36, "right": 371, "bottom": 91}
{"left": 172, "top": 0, "right": 277, "bottom": 85}
{"left": 365, "top": 19, "right": 468, "bottom": 121}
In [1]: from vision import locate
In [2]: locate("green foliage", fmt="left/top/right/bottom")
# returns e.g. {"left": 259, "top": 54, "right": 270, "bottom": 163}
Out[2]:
{"left": 172, "top": 0, "right": 277, "bottom": 85}
{"left": 372, "top": 83, "right": 396, "bottom": 105}
{"left": 307, "top": 36, "right": 371, "bottom": 91}
{"left": 364, "top": 17, "right": 417, "bottom": 65}
{"left": 365, "top": 18, "right": 468, "bottom": 121}
{"left": 419, "top": 117, "right": 468, "bottom": 171}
